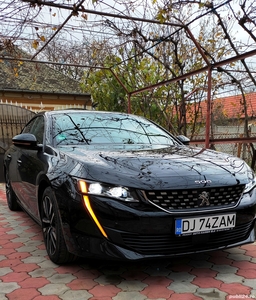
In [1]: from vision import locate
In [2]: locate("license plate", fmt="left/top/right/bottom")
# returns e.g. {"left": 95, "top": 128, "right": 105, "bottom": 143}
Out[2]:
{"left": 175, "top": 213, "right": 236, "bottom": 236}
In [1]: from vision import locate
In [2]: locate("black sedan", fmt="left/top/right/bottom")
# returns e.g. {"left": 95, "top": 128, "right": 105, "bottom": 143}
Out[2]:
{"left": 3, "top": 110, "right": 256, "bottom": 264}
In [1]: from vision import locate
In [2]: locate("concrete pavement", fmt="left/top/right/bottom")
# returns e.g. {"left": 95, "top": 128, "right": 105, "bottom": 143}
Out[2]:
{"left": 0, "top": 183, "right": 256, "bottom": 300}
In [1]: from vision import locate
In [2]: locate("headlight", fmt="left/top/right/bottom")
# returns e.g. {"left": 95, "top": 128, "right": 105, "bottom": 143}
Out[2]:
{"left": 78, "top": 180, "right": 139, "bottom": 202}
{"left": 244, "top": 177, "right": 256, "bottom": 193}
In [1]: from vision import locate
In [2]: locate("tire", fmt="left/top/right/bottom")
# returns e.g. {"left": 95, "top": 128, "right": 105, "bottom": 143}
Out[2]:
{"left": 40, "top": 187, "right": 76, "bottom": 264}
{"left": 5, "top": 171, "right": 20, "bottom": 211}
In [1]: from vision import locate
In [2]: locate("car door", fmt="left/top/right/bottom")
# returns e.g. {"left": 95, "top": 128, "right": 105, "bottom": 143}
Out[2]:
{"left": 15, "top": 115, "right": 46, "bottom": 218}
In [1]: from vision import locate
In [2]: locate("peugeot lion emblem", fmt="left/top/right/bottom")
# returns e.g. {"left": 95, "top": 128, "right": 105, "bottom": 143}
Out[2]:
{"left": 198, "top": 191, "right": 210, "bottom": 206}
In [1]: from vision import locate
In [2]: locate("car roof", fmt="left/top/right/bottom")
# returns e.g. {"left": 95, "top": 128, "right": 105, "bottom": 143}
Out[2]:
{"left": 43, "top": 109, "right": 139, "bottom": 118}
{"left": 45, "top": 109, "right": 121, "bottom": 114}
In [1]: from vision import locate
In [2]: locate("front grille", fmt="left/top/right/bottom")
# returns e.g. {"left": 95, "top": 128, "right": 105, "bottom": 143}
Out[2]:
{"left": 121, "top": 221, "right": 253, "bottom": 256}
{"left": 142, "top": 185, "right": 245, "bottom": 212}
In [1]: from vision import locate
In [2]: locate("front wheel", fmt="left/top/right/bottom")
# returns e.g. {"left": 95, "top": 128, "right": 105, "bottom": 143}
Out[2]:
{"left": 40, "top": 187, "right": 76, "bottom": 264}
{"left": 5, "top": 171, "right": 20, "bottom": 211}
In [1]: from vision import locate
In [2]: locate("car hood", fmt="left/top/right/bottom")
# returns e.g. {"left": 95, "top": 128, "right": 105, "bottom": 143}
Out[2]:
{"left": 56, "top": 144, "right": 253, "bottom": 190}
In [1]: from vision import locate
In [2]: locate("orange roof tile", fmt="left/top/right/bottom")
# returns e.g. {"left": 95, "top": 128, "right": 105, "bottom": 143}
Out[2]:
{"left": 191, "top": 92, "right": 256, "bottom": 122}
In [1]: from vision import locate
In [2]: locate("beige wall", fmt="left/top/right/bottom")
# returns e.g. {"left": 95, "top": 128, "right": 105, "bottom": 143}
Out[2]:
{"left": 0, "top": 90, "right": 92, "bottom": 112}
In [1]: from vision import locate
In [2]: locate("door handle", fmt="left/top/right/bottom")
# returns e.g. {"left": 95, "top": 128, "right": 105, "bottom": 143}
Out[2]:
{"left": 6, "top": 154, "right": 11, "bottom": 160}
{"left": 17, "top": 159, "right": 22, "bottom": 166}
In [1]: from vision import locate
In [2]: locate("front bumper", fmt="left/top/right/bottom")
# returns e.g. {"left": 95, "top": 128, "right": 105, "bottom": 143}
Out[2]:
{"left": 59, "top": 189, "right": 256, "bottom": 260}
{"left": 73, "top": 226, "right": 256, "bottom": 260}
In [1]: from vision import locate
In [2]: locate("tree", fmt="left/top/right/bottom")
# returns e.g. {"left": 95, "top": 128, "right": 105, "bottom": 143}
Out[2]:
{"left": 80, "top": 9, "right": 234, "bottom": 136}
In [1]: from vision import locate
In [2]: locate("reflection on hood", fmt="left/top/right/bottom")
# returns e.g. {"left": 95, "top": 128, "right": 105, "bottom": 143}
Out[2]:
{"left": 55, "top": 144, "right": 252, "bottom": 190}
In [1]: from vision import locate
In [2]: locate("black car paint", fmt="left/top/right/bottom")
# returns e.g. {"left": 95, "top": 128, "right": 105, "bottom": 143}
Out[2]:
{"left": 3, "top": 110, "right": 256, "bottom": 262}
{"left": 58, "top": 145, "right": 251, "bottom": 189}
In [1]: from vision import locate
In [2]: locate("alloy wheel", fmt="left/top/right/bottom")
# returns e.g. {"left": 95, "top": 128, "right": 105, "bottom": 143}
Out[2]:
{"left": 41, "top": 195, "right": 57, "bottom": 256}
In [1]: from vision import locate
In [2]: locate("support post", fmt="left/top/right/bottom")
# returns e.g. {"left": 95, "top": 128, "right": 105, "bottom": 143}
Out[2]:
{"left": 205, "top": 67, "right": 212, "bottom": 148}
{"left": 128, "top": 94, "right": 131, "bottom": 113}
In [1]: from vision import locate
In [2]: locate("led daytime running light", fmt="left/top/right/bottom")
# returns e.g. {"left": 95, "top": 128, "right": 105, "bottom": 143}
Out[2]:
{"left": 78, "top": 180, "right": 108, "bottom": 239}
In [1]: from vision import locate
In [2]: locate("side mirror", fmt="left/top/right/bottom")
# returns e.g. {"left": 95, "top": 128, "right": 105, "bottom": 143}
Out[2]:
{"left": 12, "top": 133, "right": 42, "bottom": 150}
{"left": 176, "top": 135, "right": 190, "bottom": 145}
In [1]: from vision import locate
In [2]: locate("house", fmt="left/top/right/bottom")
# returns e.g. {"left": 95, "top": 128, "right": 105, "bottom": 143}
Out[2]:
{"left": 193, "top": 92, "right": 256, "bottom": 125}
{"left": 0, "top": 47, "right": 92, "bottom": 181}
{"left": 0, "top": 47, "right": 91, "bottom": 111}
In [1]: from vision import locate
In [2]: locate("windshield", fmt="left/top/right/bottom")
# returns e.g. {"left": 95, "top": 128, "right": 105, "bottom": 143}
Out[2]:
{"left": 52, "top": 112, "right": 179, "bottom": 147}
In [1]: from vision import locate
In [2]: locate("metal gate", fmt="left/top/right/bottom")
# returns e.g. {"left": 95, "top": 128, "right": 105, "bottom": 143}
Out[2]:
{"left": 0, "top": 104, "right": 36, "bottom": 182}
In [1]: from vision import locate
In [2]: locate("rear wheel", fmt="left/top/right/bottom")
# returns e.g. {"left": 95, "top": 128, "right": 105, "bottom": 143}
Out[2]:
{"left": 40, "top": 187, "right": 76, "bottom": 264}
{"left": 5, "top": 171, "right": 20, "bottom": 211}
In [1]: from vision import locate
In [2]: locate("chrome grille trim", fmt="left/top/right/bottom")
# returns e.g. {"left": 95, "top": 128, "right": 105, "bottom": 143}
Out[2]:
{"left": 142, "top": 185, "right": 245, "bottom": 212}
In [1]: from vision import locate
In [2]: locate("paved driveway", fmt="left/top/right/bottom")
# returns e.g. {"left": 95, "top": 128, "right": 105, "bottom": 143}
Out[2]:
{"left": 0, "top": 183, "right": 256, "bottom": 300}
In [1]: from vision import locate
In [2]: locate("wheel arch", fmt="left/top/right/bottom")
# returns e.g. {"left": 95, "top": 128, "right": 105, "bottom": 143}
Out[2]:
{"left": 3, "top": 163, "right": 6, "bottom": 180}
{"left": 37, "top": 177, "right": 51, "bottom": 219}
{"left": 3, "top": 158, "right": 9, "bottom": 182}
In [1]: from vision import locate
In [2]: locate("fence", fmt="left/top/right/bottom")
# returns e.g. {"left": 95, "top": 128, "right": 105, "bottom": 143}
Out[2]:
{"left": 0, "top": 104, "right": 35, "bottom": 182}
{"left": 190, "top": 125, "right": 256, "bottom": 170}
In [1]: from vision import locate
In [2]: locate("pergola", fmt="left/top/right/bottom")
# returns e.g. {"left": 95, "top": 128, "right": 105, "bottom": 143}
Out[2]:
{"left": 1, "top": 0, "right": 256, "bottom": 148}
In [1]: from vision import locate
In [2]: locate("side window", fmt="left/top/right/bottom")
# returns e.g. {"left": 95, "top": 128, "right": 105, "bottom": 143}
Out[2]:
{"left": 22, "top": 116, "right": 44, "bottom": 144}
